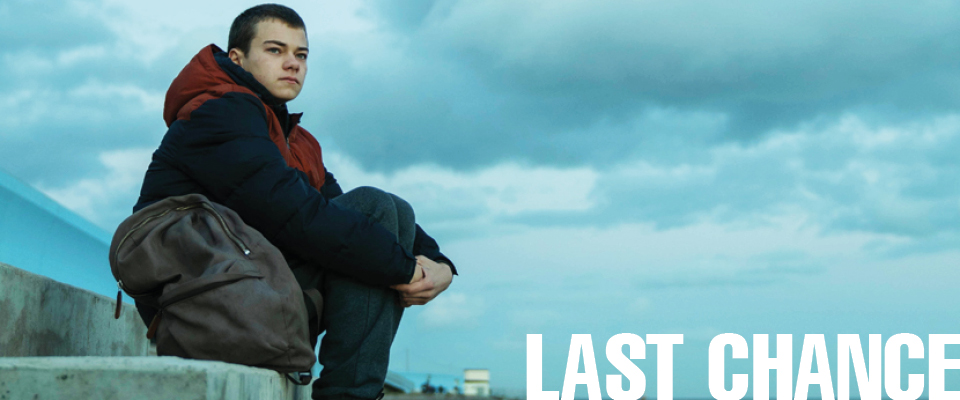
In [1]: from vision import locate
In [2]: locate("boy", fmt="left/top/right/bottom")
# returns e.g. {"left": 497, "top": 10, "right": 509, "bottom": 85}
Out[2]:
{"left": 134, "top": 4, "right": 455, "bottom": 399}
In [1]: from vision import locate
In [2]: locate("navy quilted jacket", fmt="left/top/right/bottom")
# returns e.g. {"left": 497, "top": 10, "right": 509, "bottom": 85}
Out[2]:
{"left": 135, "top": 45, "right": 453, "bottom": 289}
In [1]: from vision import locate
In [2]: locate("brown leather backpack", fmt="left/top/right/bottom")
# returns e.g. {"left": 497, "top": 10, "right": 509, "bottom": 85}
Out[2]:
{"left": 109, "top": 193, "right": 320, "bottom": 379}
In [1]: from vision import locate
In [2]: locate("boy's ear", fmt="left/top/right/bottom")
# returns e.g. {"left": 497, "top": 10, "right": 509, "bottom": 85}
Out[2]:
{"left": 228, "top": 48, "right": 244, "bottom": 67}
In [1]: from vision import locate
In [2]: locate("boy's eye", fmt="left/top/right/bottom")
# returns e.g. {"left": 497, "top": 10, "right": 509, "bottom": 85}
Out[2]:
{"left": 297, "top": 53, "right": 308, "bottom": 60}
{"left": 267, "top": 48, "right": 281, "bottom": 54}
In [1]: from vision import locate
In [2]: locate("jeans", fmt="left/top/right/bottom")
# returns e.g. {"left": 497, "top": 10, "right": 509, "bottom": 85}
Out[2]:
{"left": 287, "top": 186, "right": 415, "bottom": 399}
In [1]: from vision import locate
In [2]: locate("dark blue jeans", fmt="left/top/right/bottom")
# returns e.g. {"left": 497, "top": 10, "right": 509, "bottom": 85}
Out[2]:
{"left": 287, "top": 187, "right": 415, "bottom": 400}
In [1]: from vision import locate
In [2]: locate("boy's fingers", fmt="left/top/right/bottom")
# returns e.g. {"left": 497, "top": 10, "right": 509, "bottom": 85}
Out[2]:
{"left": 404, "top": 298, "right": 428, "bottom": 306}
{"left": 390, "top": 281, "right": 416, "bottom": 292}
{"left": 399, "top": 290, "right": 438, "bottom": 307}
{"left": 401, "top": 289, "right": 436, "bottom": 299}
{"left": 392, "top": 279, "right": 435, "bottom": 294}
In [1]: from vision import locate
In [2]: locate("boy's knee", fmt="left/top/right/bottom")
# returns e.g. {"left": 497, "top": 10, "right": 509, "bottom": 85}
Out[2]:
{"left": 351, "top": 186, "right": 388, "bottom": 199}
{"left": 389, "top": 194, "right": 414, "bottom": 218}
{"left": 336, "top": 186, "right": 394, "bottom": 212}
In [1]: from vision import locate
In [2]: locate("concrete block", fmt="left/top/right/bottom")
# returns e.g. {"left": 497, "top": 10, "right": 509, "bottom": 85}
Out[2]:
{"left": 0, "top": 263, "right": 148, "bottom": 357}
{"left": 0, "top": 357, "right": 312, "bottom": 400}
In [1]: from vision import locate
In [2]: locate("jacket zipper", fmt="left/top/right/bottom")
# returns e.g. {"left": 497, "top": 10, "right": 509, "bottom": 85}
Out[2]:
{"left": 113, "top": 201, "right": 251, "bottom": 317}
{"left": 198, "top": 202, "right": 251, "bottom": 256}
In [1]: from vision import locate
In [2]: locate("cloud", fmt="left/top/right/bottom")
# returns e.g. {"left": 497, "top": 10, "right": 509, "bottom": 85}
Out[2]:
{"left": 417, "top": 292, "right": 485, "bottom": 330}
{"left": 7, "top": 0, "right": 959, "bottom": 245}
{"left": 428, "top": 0, "right": 960, "bottom": 130}
{"left": 299, "top": 0, "right": 960, "bottom": 171}
{"left": 36, "top": 147, "right": 153, "bottom": 230}
{"left": 633, "top": 251, "right": 825, "bottom": 289}
{"left": 446, "top": 216, "right": 876, "bottom": 292}
{"left": 0, "top": 0, "right": 114, "bottom": 51}
{"left": 0, "top": 0, "right": 175, "bottom": 188}
{"left": 364, "top": 0, "right": 439, "bottom": 32}
{"left": 322, "top": 151, "right": 599, "bottom": 238}
{"left": 626, "top": 297, "right": 652, "bottom": 315}
{"left": 508, "top": 308, "right": 564, "bottom": 331}
{"left": 539, "top": 113, "right": 960, "bottom": 238}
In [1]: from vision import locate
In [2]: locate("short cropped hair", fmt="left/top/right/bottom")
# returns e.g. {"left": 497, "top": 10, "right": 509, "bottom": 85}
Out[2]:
{"left": 228, "top": 4, "right": 306, "bottom": 54}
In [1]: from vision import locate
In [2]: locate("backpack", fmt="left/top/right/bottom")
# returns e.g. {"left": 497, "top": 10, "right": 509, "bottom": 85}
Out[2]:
{"left": 109, "top": 193, "right": 321, "bottom": 382}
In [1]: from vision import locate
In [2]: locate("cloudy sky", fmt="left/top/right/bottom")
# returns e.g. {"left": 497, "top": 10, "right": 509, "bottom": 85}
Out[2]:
{"left": 2, "top": 0, "right": 960, "bottom": 397}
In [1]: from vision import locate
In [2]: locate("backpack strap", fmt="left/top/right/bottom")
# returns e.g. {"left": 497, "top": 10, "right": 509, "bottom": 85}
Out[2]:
{"left": 302, "top": 288, "right": 323, "bottom": 339}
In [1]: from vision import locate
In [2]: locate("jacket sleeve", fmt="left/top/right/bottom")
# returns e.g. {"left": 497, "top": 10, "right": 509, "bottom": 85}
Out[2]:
{"left": 412, "top": 224, "right": 457, "bottom": 275}
{"left": 157, "top": 92, "right": 416, "bottom": 286}
{"left": 320, "top": 170, "right": 344, "bottom": 199}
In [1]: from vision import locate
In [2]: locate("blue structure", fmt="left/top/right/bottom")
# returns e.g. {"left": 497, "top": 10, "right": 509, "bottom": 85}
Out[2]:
{"left": 0, "top": 168, "right": 116, "bottom": 299}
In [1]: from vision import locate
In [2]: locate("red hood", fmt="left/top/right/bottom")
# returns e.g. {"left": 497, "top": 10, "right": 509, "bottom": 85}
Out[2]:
{"left": 163, "top": 44, "right": 254, "bottom": 127}
{"left": 161, "top": 45, "right": 328, "bottom": 191}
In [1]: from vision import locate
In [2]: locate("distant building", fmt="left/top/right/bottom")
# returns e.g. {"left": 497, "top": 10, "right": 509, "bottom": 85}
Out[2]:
{"left": 463, "top": 369, "right": 490, "bottom": 397}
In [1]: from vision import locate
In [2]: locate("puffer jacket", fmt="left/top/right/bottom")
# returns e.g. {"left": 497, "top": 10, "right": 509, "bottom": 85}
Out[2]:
{"left": 135, "top": 44, "right": 453, "bottom": 293}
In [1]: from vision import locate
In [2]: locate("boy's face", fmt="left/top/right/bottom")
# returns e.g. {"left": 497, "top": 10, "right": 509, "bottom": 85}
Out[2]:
{"left": 229, "top": 19, "right": 308, "bottom": 103}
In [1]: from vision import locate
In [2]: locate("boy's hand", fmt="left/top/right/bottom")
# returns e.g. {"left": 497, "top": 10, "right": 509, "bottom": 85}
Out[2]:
{"left": 391, "top": 255, "right": 453, "bottom": 307}
{"left": 407, "top": 262, "right": 424, "bottom": 284}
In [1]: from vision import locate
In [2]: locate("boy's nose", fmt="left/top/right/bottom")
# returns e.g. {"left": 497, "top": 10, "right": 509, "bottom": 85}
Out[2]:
{"left": 284, "top": 56, "right": 300, "bottom": 71}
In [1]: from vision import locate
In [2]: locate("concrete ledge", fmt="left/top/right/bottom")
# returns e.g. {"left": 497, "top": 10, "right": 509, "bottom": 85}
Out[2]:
{"left": 0, "top": 357, "right": 312, "bottom": 400}
{"left": 0, "top": 262, "right": 148, "bottom": 357}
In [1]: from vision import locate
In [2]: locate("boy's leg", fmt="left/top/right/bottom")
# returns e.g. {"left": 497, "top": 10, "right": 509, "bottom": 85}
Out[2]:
{"left": 328, "top": 186, "right": 415, "bottom": 252}
{"left": 311, "top": 186, "right": 415, "bottom": 400}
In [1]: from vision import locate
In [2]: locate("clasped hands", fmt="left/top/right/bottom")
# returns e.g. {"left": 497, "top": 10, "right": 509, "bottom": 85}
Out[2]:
{"left": 390, "top": 255, "right": 453, "bottom": 307}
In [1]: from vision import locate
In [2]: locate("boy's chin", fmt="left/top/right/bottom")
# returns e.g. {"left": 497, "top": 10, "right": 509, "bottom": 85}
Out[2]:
{"left": 269, "top": 89, "right": 300, "bottom": 103}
